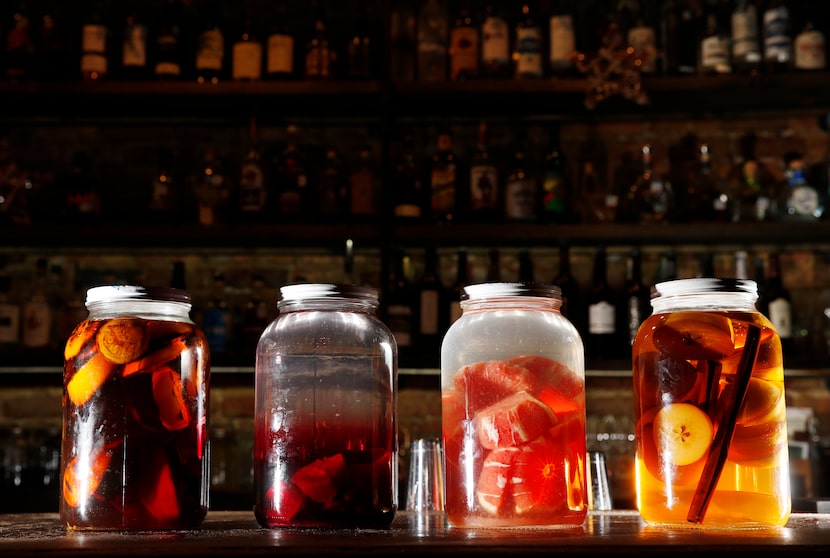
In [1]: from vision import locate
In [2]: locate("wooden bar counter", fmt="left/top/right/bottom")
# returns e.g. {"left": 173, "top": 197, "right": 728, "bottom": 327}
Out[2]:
{"left": 1, "top": 510, "right": 829, "bottom": 557}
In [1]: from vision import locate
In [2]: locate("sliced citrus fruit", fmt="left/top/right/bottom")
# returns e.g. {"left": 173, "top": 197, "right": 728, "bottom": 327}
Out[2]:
{"left": 97, "top": 318, "right": 149, "bottom": 364}
{"left": 151, "top": 365, "right": 191, "bottom": 431}
{"left": 290, "top": 453, "right": 346, "bottom": 504}
{"left": 511, "top": 433, "right": 568, "bottom": 514}
{"left": 452, "top": 359, "right": 537, "bottom": 412}
{"left": 62, "top": 447, "right": 112, "bottom": 508}
{"left": 503, "top": 355, "right": 583, "bottom": 399}
{"left": 475, "top": 390, "right": 557, "bottom": 450}
{"left": 64, "top": 320, "right": 102, "bottom": 361}
{"left": 652, "top": 402, "right": 713, "bottom": 466}
{"left": 123, "top": 335, "right": 188, "bottom": 377}
{"left": 737, "top": 378, "right": 783, "bottom": 427}
{"left": 729, "top": 419, "right": 787, "bottom": 467}
{"left": 635, "top": 350, "right": 699, "bottom": 409}
{"left": 476, "top": 446, "right": 520, "bottom": 515}
{"left": 652, "top": 312, "right": 735, "bottom": 361}
{"left": 67, "top": 352, "right": 116, "bottom": 407}
{"left": 640, "top": 420, "right": 706, "bottom": 486}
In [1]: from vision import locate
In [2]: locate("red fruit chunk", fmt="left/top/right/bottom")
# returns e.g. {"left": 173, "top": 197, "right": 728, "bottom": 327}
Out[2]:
{"left": 140, "top": 453, "right": 180, "bottom": 522}
{"left": 453, "top": 360, "right": 537, "bottom": 411}
{"left": 476, "top": 446, "right": 520, "bottom": 515}
{"left": 290, "top": 454, "right": 346, "bottom": 504}
{"left": 263, "top": 481, "right": 304, "bottom": 522}
{"left": 504, "top": 355, "right": 584, "bottom": 399}
{"left": 511, "top": 434, "right": 568, "bottom": 514}
{"left": 475, "top": 391, "right": 557, "bottom": 450}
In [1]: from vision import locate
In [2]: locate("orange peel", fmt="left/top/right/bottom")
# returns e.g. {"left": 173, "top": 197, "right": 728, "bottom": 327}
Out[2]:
{"left": 123, "top": 336, "right": 188, "bottom": 377}
{"left": 64, "top": 320, "right": 102, "bottom": 361}
{"left": 97, "top": 318, "right": 149, "bottom": 364}
{"left": 62, "top": 447, "right": 112, "bottom": 508}
{"left": 67, "top": 353, "right": 116, "bottom": 407}
{"left": 152, "top": 365, "right": 191, "bottom": 431}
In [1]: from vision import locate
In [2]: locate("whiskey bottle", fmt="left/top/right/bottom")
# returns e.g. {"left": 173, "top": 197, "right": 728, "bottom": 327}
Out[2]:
{"left": 758, "top": 251, "right": 794, "bottom": 361}
{"left": 467, "top": 121, "right": 500, "bottom": 223}
{"left": 317, "top": 145, "right": 348, "bottom": 221}
{"left": 586, "top": 246, "right": 620, "bottom": 362}
{"left": 152, "top": 0, "right": 183, "bottom": 80}
{"left": 762, "top": 0, "right": 792, "bottom": 73}
{"left": 448, "top": 2, "right": 478, "bottom": 80}
{"left": 232, "top": 2, "right": 263, "bottom": 81}
{"left": 236, "top": 117, "right": 267, "bottom": 222}
{"left": 480, "top": 1, "right": 510, "bottom": 78}
{"left": 503, "top": 134, "right": 537, "bottom": 222}
{"left": 622, "top": 247, "right": 649, "bottom": 346}
{"left": 416, "top": 0, "right": 448, "bottom": 80}
{"left": 699, "top": 8, "right": 731, "bottom": 75}
{"left": 415, "top": 246, "right": 447, "bottom": 369}
{"left": 194, "top": 0, "right": 226, "bottom": 84}
{"left": 731, "top": 0, "right": 762, "bottom": 74}
{"left": 305, "top": 6, "right": 333, "bottom": 80}
{"left": 147, "top": 146, "right": 181, "bottom": 224}
{"left": 391, "top": 129, "right": 426, "bottom": 222}
{"left": 381, "top": 248, "right": 416, "bottom": 367}
{"left": 552, "top": 243, "right": 582, "bottom": 333}
{"left": 264, "top": 2, "right": 295, "bottom": 80}
{"left": 348, "top": 144, "right": 381, "bottom": 222}
{"left": 782, "top": 151, "right": 822, "bottom": 220}
{"left": 188, "top": 146, "right": 232, "bottom": 227}
{"left": 539, "top": 128, "right": 570, "bottom": 223}
{"left": 794, "top": 20, "right": 826, "bottom": 71}
{"left": 429, "top": 127, "right": 458, "bottom": 223}
{"left": 119, "top": 1, "right": 149, "bottom": 80}
{"left": 514, "top": 2, "right": 543, "bottom": 78}
{"left": 549, "top": 0, "right": 577, "bottom": 77}
{"left": 80, "top": 0, "right": 111, "bottom": 80}
{"left": 273, "top": 124, "right": 309, "bottom": 220}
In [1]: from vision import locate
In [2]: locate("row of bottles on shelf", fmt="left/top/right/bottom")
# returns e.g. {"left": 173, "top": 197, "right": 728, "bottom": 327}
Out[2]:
{"left": 3, "top": 121, "right": 828, "bottom": 228}
{"left": 1, "top": 1, "right": 828, "bottom": 86}
{"left": 0, "top": 244, "right": 805, "bottom": 370}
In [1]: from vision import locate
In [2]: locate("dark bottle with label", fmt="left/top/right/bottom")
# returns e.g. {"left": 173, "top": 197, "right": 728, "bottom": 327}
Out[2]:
{"left": 5, "top": 1, "right": 35, "bottom": 80}
{"left": 232, "top": 1, "right": 263, "bottom": 81}
{"left": 662, "top": 0, "right": 700, "bottom": 76}
{"left": 762, "top": 0, "right": 792, "bottom": 73}
{"left": 514, "top": 2, "right": 543, "bottom": 78}
{"left": 540, "top": 128, "right": 570, "bottom": 223}
{"left": 549, "top": 0, "right": 578, "bottom": 77}
{"left": 152, "top": 0, "right": 184, "bottom": 80}
{"left": 391, "top": 129, "right": 426, "bottom": 222}
{"left": 622, "top": 247, "right": 649, "bottom": 346}
{"left": 758, "top": 252, "right": 795, "bottom": 364}
{"left": 79, "top": 0, "right": 111, "bottom": 81}
{"left": 188, "top": 146, "right": 232, "bottom": 227}
{"left": 415, "top": 246, "right": 447, "bottom": 369}
{"left": 273, "top": 124, "right": 309, "bottom": 220}
{"left": 731, "top": 0, "right": 762, "bottom": 74}
{"left": 119, "top": 1, "right": 149, "bottom": 80}
{"left": 237, "top": 117, "right": 267, "bottom": 223}
{"left": 699, "top": 7, "right": 731, "bottom": 75}
{"left": 264, "top": 2, "right": 295, "bottom": 80}
{"left": 429, "top": 127, "right": 458, "bottom": 223}
{"left": 467, "top": 121, "right": 500, "bottom": 223}
{"left": 448, "top": 1, "right": 478, "bottom": 80}
{"left": 381, "top": 248, "right": 416, "bottom": 367}
{"left": 317, "top": 145, "right": 348, "bottom": 221}
{"left": 304, "top": 6, "right": 333, "bottom": 80}
{"left": 504, "top": 134, "right": 537, "bottom": 222}
{"left": 586, "top": 246, "right": 620, "bottom": 362}
{"left": 194, "top": 0, "right": 226, "bottom": 84}
{"left": 480, "top": 1, "right": 510, "bottom": 78}
{"left": 416, "top": 0, "right": 448, "bottom": 80}
{"left": 552, "top": 243, "right": 582, "bottom": 334}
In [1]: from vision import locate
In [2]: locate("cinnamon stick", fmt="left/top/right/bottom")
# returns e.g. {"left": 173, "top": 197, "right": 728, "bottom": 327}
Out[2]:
{"left": 687, "top": 323, "right": 761, "bottom": 524}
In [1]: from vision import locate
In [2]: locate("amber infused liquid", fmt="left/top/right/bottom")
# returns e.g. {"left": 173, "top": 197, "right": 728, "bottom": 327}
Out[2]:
{"left": 60, "top": 317, "right": 209, "bottom": 530}
{"left": 633, "top": 309, "right": 791, "bottom": 527}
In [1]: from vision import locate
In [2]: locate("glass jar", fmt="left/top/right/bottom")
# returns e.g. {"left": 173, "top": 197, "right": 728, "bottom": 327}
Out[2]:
{"left": 633, "top": 278, "right": 790, "bottom": 527}
{"left": 60, "top": 285, "right": 210, "bottom": 530}
{"left": 441, "top": 282, "right": 587, "bottom": 528}
{"left": 253, "top": 283, "right": 397, "bottom": 528}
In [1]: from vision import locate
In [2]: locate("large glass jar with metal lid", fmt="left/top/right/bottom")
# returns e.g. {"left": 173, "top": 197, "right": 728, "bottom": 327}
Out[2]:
{"left": 441, "top": 282, "right": 587, "bottom": 528}
{"left": 60, "top": 285, "right": 210, "bottom": 530}
{"left": 633, "top": 278, "right": 790, "bottom": 527}
{"left": 253, "top": 283, "right": 397, "bottom": 528}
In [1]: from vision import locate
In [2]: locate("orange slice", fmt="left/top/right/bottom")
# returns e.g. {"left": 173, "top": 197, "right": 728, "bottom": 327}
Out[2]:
{"left": 123, "top": 336, "right": 187, "bottom": 377}
{"left": 66, "top": 353, "right": 116, "bottom": 407}
{"left": 653, "top": 312, "right": 735, "bottom": 361}
{"left": 152, "top": 365, "right": 191, "bottom": 431}
{"left": 62, "top": 447, "right": 112, "bottom": 508}
{"left": 64, "top": 320, "right": 101, "bottom": 361}
{"left": 653, "top": 403, "right": 713, "bottom": 466}
{"left": 97, "top": 318, "right": 149, "bottom": 364}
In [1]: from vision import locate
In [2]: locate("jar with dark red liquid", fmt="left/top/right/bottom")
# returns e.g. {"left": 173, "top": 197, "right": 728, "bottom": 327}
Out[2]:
{"left": 60, "top": 285, "right": 210, "bottom": 530}
{"left": 254, "top": 284, "right": 397, "bottom": 528}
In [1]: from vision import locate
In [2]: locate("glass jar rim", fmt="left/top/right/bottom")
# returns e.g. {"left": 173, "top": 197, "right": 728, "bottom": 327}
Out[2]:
{"left": 85, "top": 284, "right": 191, "bottom": 306}
{"left": 653, "top": 277, "right": 757, "bottom": 299}
{"left": 462, "top": 282, "right": 562, "bottom": 301}
{"left": 278, "top": 283, "right": 378, "bottom": 304}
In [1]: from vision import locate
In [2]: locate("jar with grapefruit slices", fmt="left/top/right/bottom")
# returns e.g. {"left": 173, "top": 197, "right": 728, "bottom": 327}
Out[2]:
{"left": 441, "top": 282, "right": 588, "bottom": 528}
{"left": 633, "top": 278, "right": 791, "bottom": 527}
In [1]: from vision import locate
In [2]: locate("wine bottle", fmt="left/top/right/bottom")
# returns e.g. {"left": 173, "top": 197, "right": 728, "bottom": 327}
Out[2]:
{"left": 622, "top": 247, "right": 649, "bottom": 346}
{"left": 429, "top": 127, "right": 458, "bottom": 223}
{"left": 467, "top": 121, "right": 500, "bottom": 223}
{"left": 448, "top": 1, "right": 478, "bottom": 80}
{"left": 448, "top": 248, "right": 469, "bottom": 326}
{"left": 586, "top": 246, "right": 620, "bottom": 362}
{"left": 415, "top": 246, "right": 447, "bottom": 369}
{"left": 391, "top": 129, "right": 426, "bottom": 222}
{"left": 381, "top": 248, "right": 416, "bottom": 367}
{"left": 758, "top": 251, "right": 794, "bottom": 359}
{"left": 552, "top": 243, "right": 582, "bottom": 333}
{"left": 194, "top": 0, "right": 226, "bottom": 84}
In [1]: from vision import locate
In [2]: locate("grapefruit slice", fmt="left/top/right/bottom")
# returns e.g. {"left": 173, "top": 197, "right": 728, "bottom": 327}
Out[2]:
{"left": 476, "top": 446, "right": 520, "bottom": 515}
{"left": 290, "top": 453, "right": 346, "bottom": 504}
{"left": 511, "top": 434, "right": 568, "bottom": 514}
{"left": 475, "top": 391, "right": 557, "bottom": 450}
{"left": 504, "top": 355, "right": 583, "bottom": 399}
{"left": 453, "top": 360, "right": 538, "bottom": 412}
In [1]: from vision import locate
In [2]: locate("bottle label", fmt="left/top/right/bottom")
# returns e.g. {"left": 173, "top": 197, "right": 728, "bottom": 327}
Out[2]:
{"left": 449, "top": 27, "right": 478, "bottom": 78}
{"left": 481, "top": 16, "right": 509, "bottom": 65}
{"left": 431, "top": 164, "right": 456, "bottom": 215}
{"left": 233, "top": 41, "right": 263, "bottom": 80}
{"left": 196, "top": 29, "right": 225, "bottom": 71}
{"left": 267, "top": 34, "right": 294, "bottom": 74}
{"left": 627, "top": 25, "right": 656, "bottom": 73}
{"left": 469, "top": 164, "right": 499, "bottom": 211}
{"left": 732, "top": 7, "right": 760, "bottom": 60}
{"left": 542, "top": 169, "right": 566, "bottom": 215}
{"left": 22, "top": 299, "right": 51, "bottom": 348}
{"left": 795, "top": 29, "right": 826, "bottom": 70}
{"left": 122, "top": 24, "right": 148, "bottom": 68}
{"left": 239, "top": 160, "right": 266, "bottom": 212}
{"left": 549, "top": 15, "right": 575, "bottom": 68}
{"left": 768, "top": 297, "right": 792, "bottom": 339}
{"left": 504, "top": 177, "right": 536, "bottom": 220}
{"left": 0, "top": 303, "right": 20, "bottom": 344}
{"left": 763, "top": 7, "right": 792, "bottom": 62}
{"left": 588, "top": 301, "right": 615, "bottom": 334}
{"left": 81, "top": 24, "right": 107, "bottom": 55}
{"left": 787, "top": 185, "right": 820, "bottom": 218}
{"left": 419, "top": 290, "right": 439, "bottom": 335}
{"left": 306, "top": 45, "right": 331, "bottom": 78}
{"left": 701, "top": 35, "right": 731, "bottom": 73}
{"left": 515, "top": 27, "right": 542, "bottom": 76}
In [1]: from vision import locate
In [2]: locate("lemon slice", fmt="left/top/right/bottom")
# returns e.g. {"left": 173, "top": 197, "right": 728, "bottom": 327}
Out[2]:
{"left": 653, "top": 403, "right": 713, "bottom": 466}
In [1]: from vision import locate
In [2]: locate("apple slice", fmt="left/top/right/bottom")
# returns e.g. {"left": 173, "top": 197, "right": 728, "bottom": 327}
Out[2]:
{"left": 652, "top": 312, "right": 735, "bottom": 361}
{"left": 653, "top": 402, "right": 714, "bottom": 466}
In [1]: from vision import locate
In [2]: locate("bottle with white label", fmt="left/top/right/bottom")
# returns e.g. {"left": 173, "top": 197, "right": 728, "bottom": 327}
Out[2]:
{"left": 794, "top": 21, "right": 826, "bottom": 71}
{"left": 480, "top": 2, "right": 510, "bottom": 78}
{"left": 549, "top": 1, "right": 577, "bottom": 77}
{"left": 586, "top": 246, "right": 620, "bottom": 362}
{"left": 514, "top": 2, "right": 543, "bottom": 78}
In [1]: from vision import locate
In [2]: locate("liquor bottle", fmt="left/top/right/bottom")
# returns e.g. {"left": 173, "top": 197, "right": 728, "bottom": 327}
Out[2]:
{"left": 448, "top": 247, "right": 469, "bottom": 325}
{"left": 794, "top": 20, "right": 826, "bottom": 71}
{"left": 663, "top": 0, "right": 700, "bottom": 76}
{"left": 389, "top": 0, "right": 416, "bottom": 80}
{"left": 273, "top": 124, "right": 309, "bottom": 220}
{"left": 448, "top": 2, "right": 478, "bottom": 80}
{"left": 697, "top": 142, "right": 731, "bottom": 222}
{"left": 503, "top": 133, "right": 537, "bottom": 222}
{"left": 238, "top": 273, "right": 272, "bottom": 361}
{"left": 147, "top": 145, "right": 181, "bottom": 224}
{"left": 5, "top": 0, "right": 34, "bottom": 80}
{"left": 305, "top": 5, "right": 333, "bottom": 80}
{"left": 348, "top": 144, "right": 381, "bottom": 222}
{"left": 731, "top": 0, "right": 761, "bottom": 74}
{"left": 56, "top": 151, "right": 102, "bottom": 224}
{"left": 539, "top": 128, "right": 570, "bottom": 223}
{"left": 586, "top": 246, "right": 619, "bottom": 362}
{"left": 700, "top": 7, "right": 731, "bottom": 75}
{"left": 552, "top": 243, "right": 583, "bottom": 334}
{"left": 480, "top": 1, "right": 510, "bottom": 78}
{"left": 153, "top": 0, "right": 185, "bottom": 80}
{"left": 80, "top": 0, "right": 111, "bottom": 80}
{"left": 21, "top": 258, "right": 52, "bottom": 354}
{"left": 762, "top": 0, "right": 792, "bottom": 73}
{"left": 237, "top": 116, "right": 267, "bottom": 222}
{"left": 381, "top": 248, "right": 416, "bottom": 367}
{"left": 782, "top": 151, "right": 822, "bottom": 220}
{"left": 317, "top": 145, "right": 348, "bottom": 221}
{"left": 622, "top": 247, "right": 649, "bottom": 346}
{"left": 188, "top": 146, "right": 232, "bottom": 227}
{"left": 626, "top": 0, "right": 658, "bottom": 75}
{"left": 391, "top": 129, "right": 426, "bottom": 222}
{"left": 170, "top": 260, "right": 187, "bottom": 290}
{"left": 35, "top": 1, "right": 74, "bottom": 81}
{"left": 232, "top": 2, "right": 263, "bottom": 81}
{"left": 513, "top": 2, "right": 543, "bottom": 78}
{"left": 392, "top": 130, "right": 429, "bottom": 222}
{"left": 734, "top": 249, "right": 748, "bottom": 279}
{"left": 264, "top": 2, "right": 295, "bottom": 80}
{"left": 429, "top": 127, "right": 458, "bottom": 223}
{"left": 758, "top": 252, "right": 794, "bottom": 359}
{"left": 467, "top": 121, "right": 500, "bottom": 223}
{"left": 194, "top": 0, "right": 226, "bottom": 84}
{"left": 549, "top": 0, "right": 577, "bottom": 77}
{"left": 632, "top": 143, "right": 672, "bottom": 224}
{"left": 345, "top": 0, "right": 372, "bottom": 79}
{"left": 416, "top": 0, "right": 448, "bottom": 80}
{"left": 202, "top": 272, "right": 232, "bottom": 365}
{"left": 727, "top": 131, "right": 776, "bottom": 222}
{"left": 415, "top": 246, "right": 447, "bottom": 369}
{"left": 119, "top": 1, "right": 149, "bottom": 80}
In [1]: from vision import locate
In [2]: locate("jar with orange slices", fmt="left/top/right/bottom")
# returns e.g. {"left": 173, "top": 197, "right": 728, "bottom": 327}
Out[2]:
{"left": 441, "top": 282, "right": 588, "bottom": 528}
{"left": 633, "top": 278, "right": 791, "bottom": 527}
{"left": 60, "top": 285, "right": 210, "bottom": 530}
